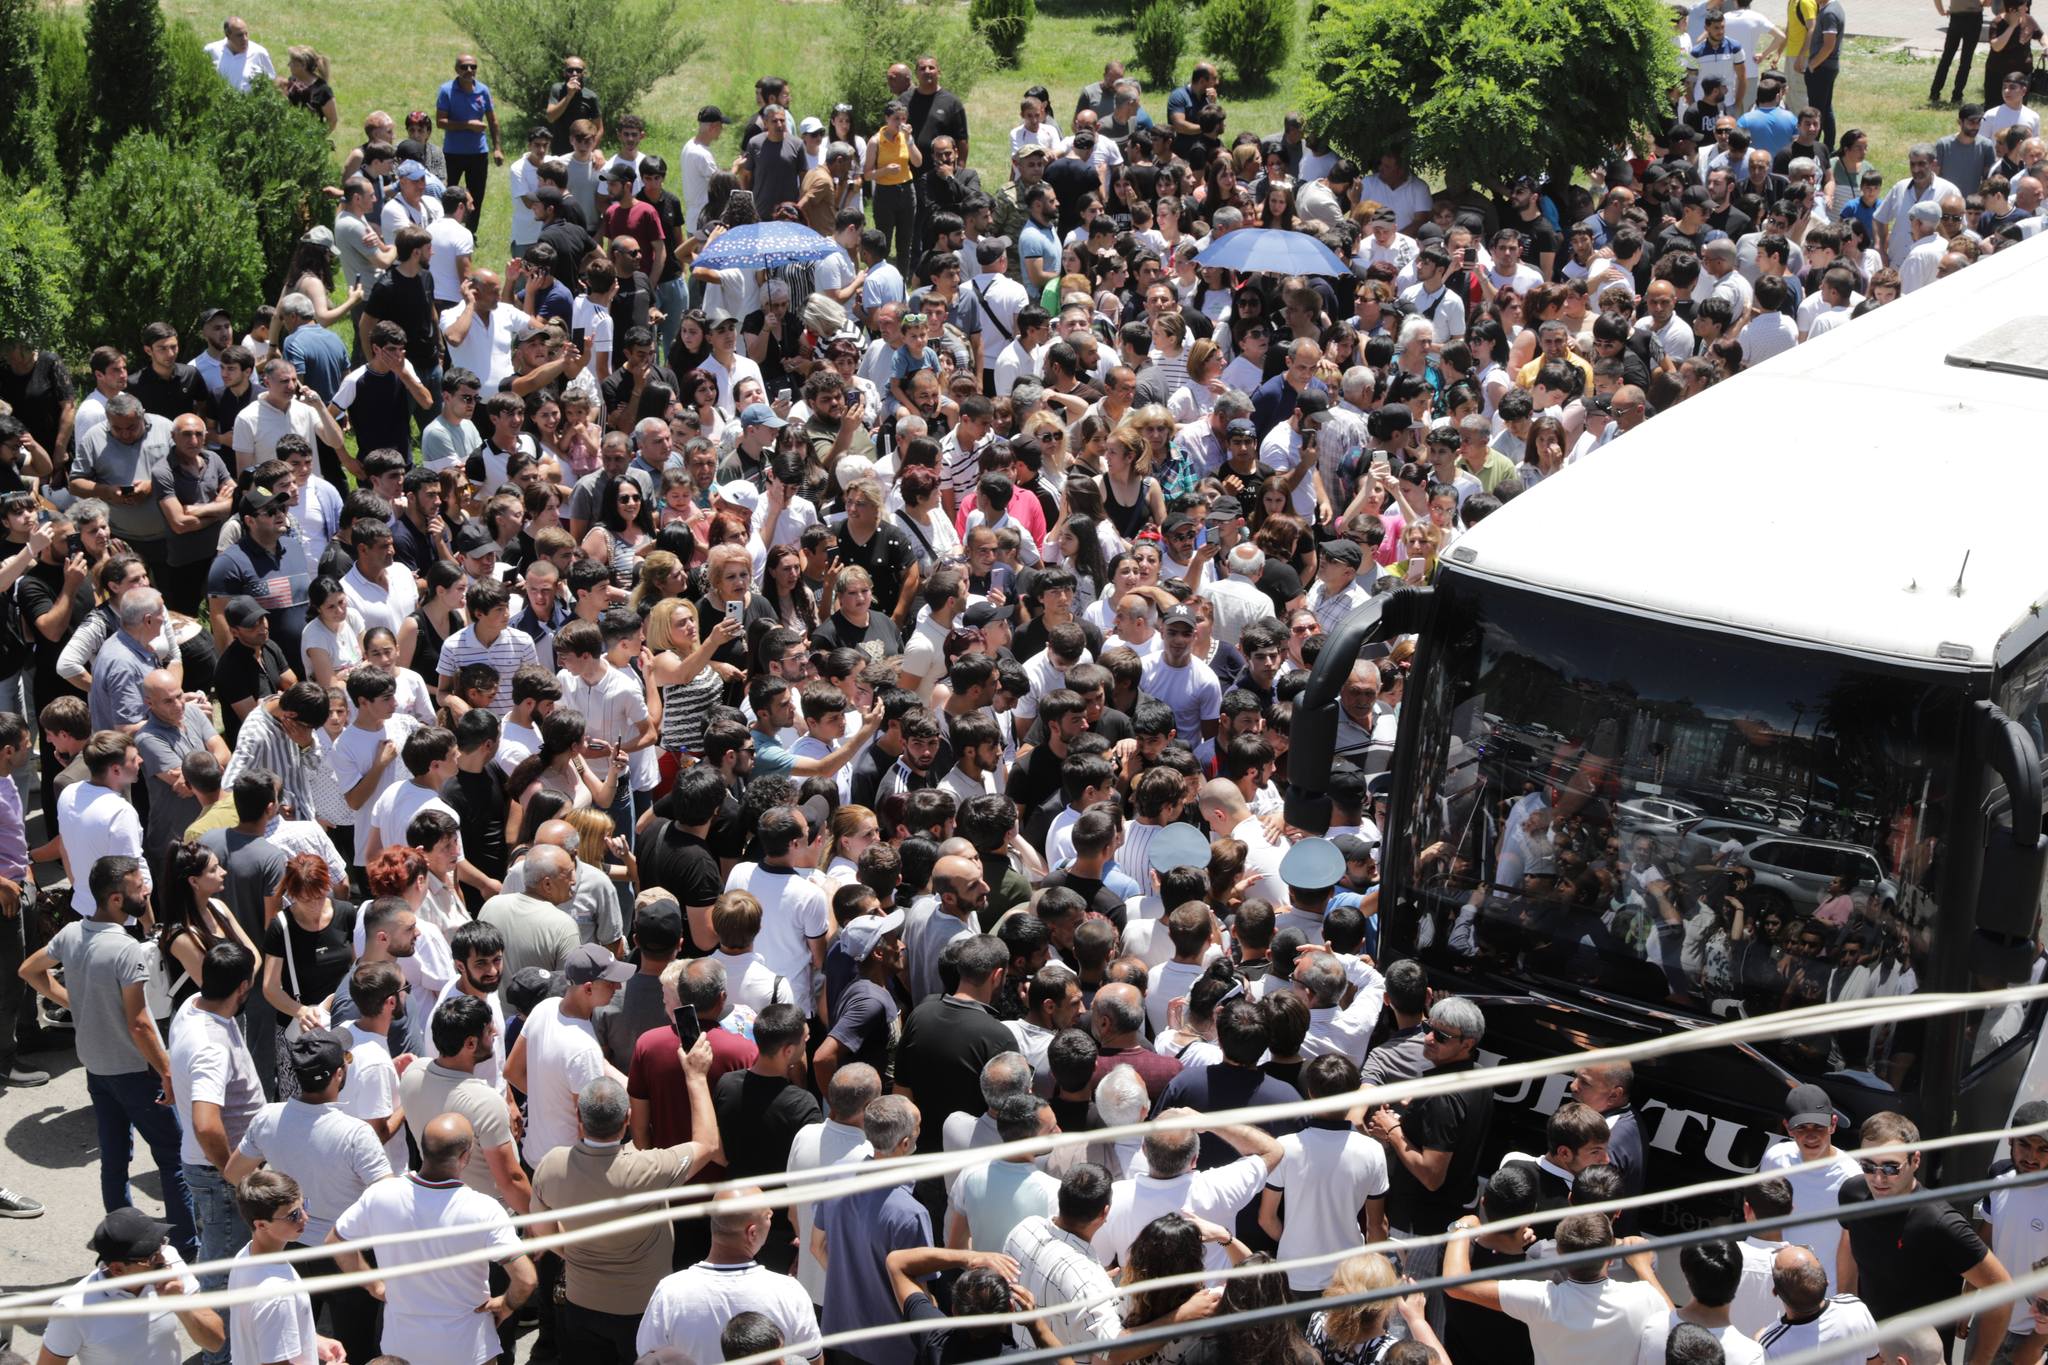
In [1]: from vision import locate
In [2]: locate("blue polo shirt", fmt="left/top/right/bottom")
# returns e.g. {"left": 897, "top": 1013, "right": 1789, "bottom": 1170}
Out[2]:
{"left": 435, "top": 78, "right": 494, "bottom": 156}
{"left": 1018, "top": 220, "right": 1061, "bottom": 281}
{"left": 816, "top": 1169, "right": 932, "bottom": 1365}
{"left": 751, "top": 726, "right": 795, "bottom": 783}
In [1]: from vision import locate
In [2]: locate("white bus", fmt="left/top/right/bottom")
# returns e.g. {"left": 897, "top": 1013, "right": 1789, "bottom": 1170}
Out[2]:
{"left": 1291, "top": 231, "right": 2048, "bottom": 1230}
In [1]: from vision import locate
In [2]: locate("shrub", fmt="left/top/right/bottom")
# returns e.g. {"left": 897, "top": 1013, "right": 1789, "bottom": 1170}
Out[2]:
{"left": 0, "top": 0, "right": 40, "bottom": 183}
{"left": 195, "top": 81, "right": 337, "bottom": 298}
{"left": 1200, "top": 0, "right": 1294, "bottom": 88}
{"left": 86, "top": 0, "right": 169, "bottom": 159}
{"left": 970, "top": 0, "right": 1037, "bottom": 67}
{"left": 443, "top": 0, "right": 704, "bottom": 132}
{"left": 39, "top": 7, "right": 93, "bottom": 180}
{"left": 832, "top": 0, "right": 997, "bottom": 133}
{"left": 0, "top": 184, "right": 80, "bottom": 352}
{"left": 70, "top": 134, "right": 266, "bottom": 353}
{"left": 1300, "top": 0, "right": 1681, "bottom": 190}
{"left": 162, "top": 18, "right": 227, "bottom": 145}
{"left": 1133, "top": 0, "right": 1190, "bottom": 93}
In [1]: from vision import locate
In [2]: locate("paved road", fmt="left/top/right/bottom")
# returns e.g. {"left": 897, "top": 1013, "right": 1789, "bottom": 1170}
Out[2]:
{"left": 1852, "top": 0, "right": 1951, "bottom": 56}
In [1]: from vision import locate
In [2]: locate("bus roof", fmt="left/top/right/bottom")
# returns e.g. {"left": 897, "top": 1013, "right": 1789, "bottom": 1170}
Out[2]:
{"left": 1448, "top": 231, "right": 2048, "bottom": 668}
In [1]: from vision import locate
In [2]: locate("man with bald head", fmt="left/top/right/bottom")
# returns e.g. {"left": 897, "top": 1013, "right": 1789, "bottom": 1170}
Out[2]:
{"left": 788, "top": 1063, "right": 882, "bottom": 1307}
{"left": 905, "top": 852, "right": 989, "bottom": 1002}
{"left": 1759, "top": 1243, "right": 1877, "bottom": 1355}
{"left": 136, "top": 666, "right": 230, "bottom": 868}
{"left": 1197, "top": 778, "right": 1289, "bottom": 905}
{"left": 479, "top": 842, "right": 582, "bottom": 988}
{"left": 205, "top": 15, "right": 273, "bottom": 90}
{"left": 639, "top": 1187, "right": 819, "bottom": 1361}
{"left": 1087, "top": 980, "right": 1184, "bottom": 1103}
{"left": 442, "top": 268, "right": 529, "bottom": 394}
{"left": 331, "top": 1110, "right": 539, "bottom": 1364}
{"left": 501, "top": 816, "right": 625, "bottom": 954}
{"left": 532, "top": 1056, "right": 721, "bottom": 1360}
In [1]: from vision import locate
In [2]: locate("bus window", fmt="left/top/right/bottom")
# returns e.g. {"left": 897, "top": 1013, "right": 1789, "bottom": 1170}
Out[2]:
{"left": 1396, "top": 576, "right": 1967, "bottom": 1093}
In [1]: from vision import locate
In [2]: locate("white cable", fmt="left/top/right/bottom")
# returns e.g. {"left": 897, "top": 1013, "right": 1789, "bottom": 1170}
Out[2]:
{"left": 9, "top": 982, "right": 2040, "bottom": 1323}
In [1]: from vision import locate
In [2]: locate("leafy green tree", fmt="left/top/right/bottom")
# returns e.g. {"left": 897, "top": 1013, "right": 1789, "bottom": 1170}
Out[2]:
{"left": 0, "top": 0, "right": 42, "bottom": 183}
{"left": 442, "top": 0, "right": 704, "bottom": 133}
{"left": 831, "top": 0, "right": 996, "bottom": 133}
{"left": 1200, "top": 0, "right": 1293, "bottom": 89}
{"left": 70, "top": 134, "right": 265, "bottom": 353}
{"left": 970, "top": 0, "right": 1036, "bottom": 68}
{"left": 1300, "top": 0, "right": 1681, "bottom": 190}
{"left": 197, "top": 81, "right": 337, "bottom": 298}
{"left": 1132, "top": 0, "right": 1190, "bottom": 93}
{"left": 86, "top": 0, "right": 170, "bottom": 159}
{"left": 0, "top": 184, "right": 80, "bottom": 352}
{"left": 37, "top": 8, "right": 93, "bottom": 180}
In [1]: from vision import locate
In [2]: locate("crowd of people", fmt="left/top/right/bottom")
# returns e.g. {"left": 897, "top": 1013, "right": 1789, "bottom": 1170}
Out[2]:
{"left": 0, "top": 7, "right": 2042, "bottom": 1365}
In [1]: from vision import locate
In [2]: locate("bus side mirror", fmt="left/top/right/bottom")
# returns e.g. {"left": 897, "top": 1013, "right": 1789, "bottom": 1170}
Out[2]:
{"left": 1974, "top": 699, "right": 2048, "bottom": 967}
{"left": 1284, "top": 587, "right": 1434, "bottom": 834}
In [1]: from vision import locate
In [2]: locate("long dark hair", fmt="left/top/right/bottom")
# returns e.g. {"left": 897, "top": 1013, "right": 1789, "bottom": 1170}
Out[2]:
{"left": 505, "top": 705, "right": 587, "bottom": 804}
{"left": 157, "top": 841, "right": 227, "bottom": 959}
{"left": 1125, "top": 1213, "right": 1206, "bottom": 1326}
{"left": 1207, "top": 1254, "right": 1318, "bottom": 1364}
{"left": 600, "top": 475, "right": 656, "bottom": 538}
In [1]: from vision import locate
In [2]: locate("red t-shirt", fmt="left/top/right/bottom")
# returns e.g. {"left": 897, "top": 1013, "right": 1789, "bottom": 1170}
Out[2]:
{"left": 626, "top": 1020, "right": 757, "bottom": 1177}
{"left": 601, "top": 198, "right": 667, "bottom": 249}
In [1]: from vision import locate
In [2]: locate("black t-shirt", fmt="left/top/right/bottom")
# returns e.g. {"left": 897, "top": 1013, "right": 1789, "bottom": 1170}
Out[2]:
{"left": 848, "top": 741, "right": 899, "bottom": 810}
{"left": 1510, "top": 210, "right": 1561, "bottom": 267}
{"left": 1655, "top": 223, "right": 1709, "bottom": 261}
{"left": 442, "top": 766, "right": 509, "bottom": 881}
{"left": 1043, "top": 158, "right": 1100, "bottom": 237}
{"left": 16, "top": 559, "right": 92, "bottom": 700}
{"left": 904, "top": 1291, "right": 1025, "bottom": 1364}
{"left": 544, "top": 84, "right": 602, "bottom": 154}
{"left": 712, "top": 1068, "right": 821, "bottom": 1271}
{"left": 538, "top": 220, "right": 599, "bottom": 290}
{"left": 260, "top": 900, "right": 360, "bottom": 1020}
{"left": 366, "top": 268, "right": 442, "bottom": 370}
{"left": 906, "top": 89, "right": 970, "bottom": 174}
{"left": 1838, "top": 1174, "right": 1988, "bottom": 1318}
{"left": 895, "top": 995, "right": 1016, "bottom": 1153}
{"left": 1706, "top": 204, "right": 1755, "bottom": 240}
{"left": 611, "top": 271, "right": 657, "bottom": 337}
{"left": 211, "top": 383, "right": 257, "bottom": 447}
{"left": 1384, "top": 1058, "right": 1495, "bottom": 1233}
{"left": 1009, "top": 613, "right": 1104, "bottom": 664}
{"left": 635, "top": 819, "right": 722, "bottom": 953}
{"left": 1443, "top": 1241, "right": 1536, "bottom": 1365}
{"left": 215, "top": 639, "right": 292, "bottom": 746}
{"left": 640, "top": 190, "right": 687, "bottom": 282}
{"left": 811, "top": 610, "right": 903, "bottom": 664}
{"left": 600, "top": 364, "right": 680, "bottom": 427}
{"left": 128, "top": 364, "right": 208, "bottom": 421}
{"left": 1003, "top": 739, "right": 1065, "bottom": 817}
{"left": 835, "top": 521, "right": 919, "bottom": 622}
{"left": 1034, "top": 870, "right": 1128, "bottom": 929}
{"left": 1257, "top": 560, "right": 1305, "bottom": 617}
{"left": 0, "top": 350, "right": 73, "bottom": 450}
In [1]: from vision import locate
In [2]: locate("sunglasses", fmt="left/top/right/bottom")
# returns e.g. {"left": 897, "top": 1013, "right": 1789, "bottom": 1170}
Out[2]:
{"left": 1858, "top": 1159, "right": 1907, "bottom": 1177}
{"left": 1424, "top": 1024, "right": 1468, "bottom": 1043}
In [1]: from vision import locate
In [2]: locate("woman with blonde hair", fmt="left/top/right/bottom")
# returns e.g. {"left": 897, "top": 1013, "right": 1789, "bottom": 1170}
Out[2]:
{"left": 1392, "top": 520, "right": 1442, "bottom": 586}
{"left": 1305, "top": 1252, "right": 1444, "bottom": 1363}
{"left": 630, "top": 549, "right": 686, "bottom": 616}
{"left": 280, "top": 46, "right": 337, "bottom": 128}
{"left": 564, "top": 807, "right": 635, "bottom": 949}
{"left": 818, "top": 804, "right": 881, "bottom": 888}
{"left": 647, "top": 599, "right": 743, "bottom": 776}
{"left": 1098, "top": 422, "right": 1166, "bottom": 541}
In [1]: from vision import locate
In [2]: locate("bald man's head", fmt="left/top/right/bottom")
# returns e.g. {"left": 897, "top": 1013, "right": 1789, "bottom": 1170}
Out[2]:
{"left": 1197, "top": 777, "right": 1250, "bottom": 827}
{"left": 1771, "top": 1245, "right": 1828, "bottom": 1313}
{"left": 421, "top": 1112, "right": 476, "bottom": 1173}
{"left": 709, "top": 1187, "right": 770, "bottom": 1244}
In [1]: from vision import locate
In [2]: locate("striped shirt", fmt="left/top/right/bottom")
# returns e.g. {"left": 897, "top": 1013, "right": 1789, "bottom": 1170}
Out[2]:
{"left": 1004, "top": 1216, "right": 1123, "bottom": 1361}
{"left": 222, "top": 702, "right": 353, "bottom": 828}
{"left": 940, "top": 428, "right": 992, "bottom": 504}
{"left": 435, "top": 623, "right": 539, "bottom": 713}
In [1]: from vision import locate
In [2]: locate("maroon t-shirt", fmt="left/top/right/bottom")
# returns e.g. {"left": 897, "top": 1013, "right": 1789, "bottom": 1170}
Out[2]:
{"left": 626, "top": 1019, "right": 757, "bottom": 1177}
{"left": 1090, "top": 1044, "right": 1184, "bottom": 1106}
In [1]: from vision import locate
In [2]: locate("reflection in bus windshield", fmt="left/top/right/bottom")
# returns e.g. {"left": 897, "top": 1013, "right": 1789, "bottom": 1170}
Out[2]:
{"left": 1400, "top": 579, "right": 1977, "bottom": 1091}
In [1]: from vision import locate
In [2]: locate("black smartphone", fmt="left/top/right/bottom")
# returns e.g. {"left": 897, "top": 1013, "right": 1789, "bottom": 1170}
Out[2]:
{"left": 671, "top": 1004, "right": 701, "bottom": 1049}
{"left": 571, "top": 327, "right": 587, "bottom": 351}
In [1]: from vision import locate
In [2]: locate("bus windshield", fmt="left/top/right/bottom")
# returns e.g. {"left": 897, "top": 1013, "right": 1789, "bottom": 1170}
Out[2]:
{"left": 1394, "top": 574, "right": 1970, "bottom": 1089}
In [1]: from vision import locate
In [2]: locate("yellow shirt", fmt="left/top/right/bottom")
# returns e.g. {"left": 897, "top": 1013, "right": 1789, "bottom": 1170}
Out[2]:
{"left": 874, "top": 128, "right": 913, "bottom": 187}
{"left": 1516, "top": 350, "right": 1595, "bottom": 391}
{"left": 1785, "top": 0, "right": 1817, "bottom": 64}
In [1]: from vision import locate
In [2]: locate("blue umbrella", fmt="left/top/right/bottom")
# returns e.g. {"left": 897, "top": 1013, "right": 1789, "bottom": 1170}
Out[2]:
{"left": 1193, "top": 227, "right": 1350, "bottom": 277}
{"left": 695, "top": 220, "right": 839, "bottom": 270}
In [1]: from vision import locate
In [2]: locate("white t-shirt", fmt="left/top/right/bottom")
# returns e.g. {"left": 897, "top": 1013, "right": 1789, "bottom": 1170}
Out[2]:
{"left": 1755, "top": 1294, "right": 1880, "bottom": 1362}
{"left": 234, "top": 1098, "right": 394, "bottom": 1245}
{"left": 1267, "top": 1126, "right": 1391, "bottom": 1290}
{"left": 329, "top": 718, "right": 416, "bottom": 846}
{"left": 1094, "top": 1157, "right": 1271, "bottom": 1272}
{"left": 168, "top": 996, "right": 265, "bottom": 1168}
{"left": 336, "top": 1023, "right": 411, "bottom": 1172}
{"left": 332, "top": 1172, "right": 523, "bottom": 1365}
{"left": 1731, "top": 1234, "right": 1789, "bottom": 1338}
{"left": 1497, "top": 1275, "right": 1668, "bottom": 1365}
{"left": 1756, "top": 1140, "right": 1862, "bottom": 1289}
{"left": 368, "top": 781, "right": 464, "bottom": 863}
{"left": 1635, "top": 1310, "right": 1766, "bottom": 1365}
{"left": 427, "top": 217, "right": 476, "bottom": 302}
{"left": 518, "top": 995, "right": 611, "bottom": 1165}
{"left": 1144, "top": 959, "right": 1208, "bottom": 1037}
{"left": 227, "top": 1250, "right": 322, "bottom": 1365}
{"left": 1981, "top": 1167, "right": 2048, "bottom": 1335}
{"left": 440, "top": 302, "right": 528, "bottom": 395}
{"left": 41, "top": 1245, "right": 199, "bottom": 1365}
{"left": 342, "top": 564, "right": 421, "bottom": 640}
{"left": 1139, "top": 653, "right": 1222, "bottom": 742}
{"left": 508, "top": 155, "right": 544, "bottom": 245}
{"left": 723, "top": 864, "right": 829, "bottom": 1015}
{"left": 637, "top": 1260, "right": 822, "bottom": 1362}
{"left": 572, "top": 294, "right": 616, "bottom": 365}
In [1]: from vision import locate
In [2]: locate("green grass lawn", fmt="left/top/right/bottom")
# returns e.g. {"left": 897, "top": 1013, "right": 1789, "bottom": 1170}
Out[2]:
{"left": 160, "top": 0, "right": 1989, "bottom": 254}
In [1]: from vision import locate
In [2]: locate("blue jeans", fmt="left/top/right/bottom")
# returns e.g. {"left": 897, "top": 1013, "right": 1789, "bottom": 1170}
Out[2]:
{"left": 87, "top": 1069, "right": 197, "bottom": 1258}
{"left": 657, "top": 275, "right": 688, "bottom": 364}
{"left": 412, "top": 360, "right": 445, "bottom": 436}
{"left": 184, "top": 1162, "right": 247, "bottom": 1365}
